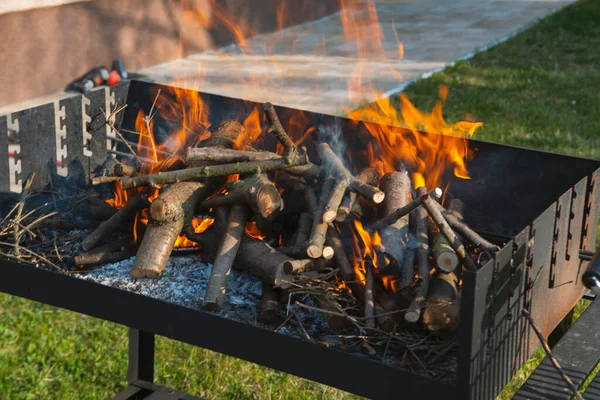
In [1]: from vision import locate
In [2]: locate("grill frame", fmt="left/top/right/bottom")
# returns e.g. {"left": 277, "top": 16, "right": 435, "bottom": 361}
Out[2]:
{"left": 0, "top": 80, "right": 599, "bottom": 400}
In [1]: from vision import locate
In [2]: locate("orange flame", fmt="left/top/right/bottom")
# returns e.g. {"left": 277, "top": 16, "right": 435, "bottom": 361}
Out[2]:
{"left": 245, "top": 221, "right": 265, "bottom": 240}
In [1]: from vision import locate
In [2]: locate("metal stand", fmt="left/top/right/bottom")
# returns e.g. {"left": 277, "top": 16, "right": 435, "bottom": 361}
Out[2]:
{"left": 112, "top": 328, "right": 203, "bottom": 400}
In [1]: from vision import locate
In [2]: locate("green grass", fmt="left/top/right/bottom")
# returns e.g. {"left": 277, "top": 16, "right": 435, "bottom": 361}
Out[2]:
{"left": 2, "top": 0, "right": 600, "bottom": 398}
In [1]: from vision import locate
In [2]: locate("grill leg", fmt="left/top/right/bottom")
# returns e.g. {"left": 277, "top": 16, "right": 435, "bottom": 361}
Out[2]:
{"left": 127, "top": 328, "right": 155, "bottom": 383}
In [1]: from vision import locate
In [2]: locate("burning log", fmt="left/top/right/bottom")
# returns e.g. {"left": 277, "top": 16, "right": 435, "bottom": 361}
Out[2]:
{"left": 405, "top": 187, "right": 431, "bottom": 323}
{"left": 204, "top": 204, "right": 249, "bottom": 311}
{"left": 364, "top": 262, "right": 376, "bottom": 328}
{"left": 422, "top": 271, "right": 460, "bottom": 334}
{"left": 81, "top": 192, "right": 150, "bottom": 252}
{"left": 429, "top": 222, "right": 458, "bottom": 273}
{"left": 378, "top": 171, "right": 411, "bottom": 268}
{"left": 199, "top": 172, "right": 283, "bottom": 220}
{"left": 259, "top": 283, "right": 282, "bottom": 325}
{"left": 306, "top": 180, "right": 335, "bottom": 259}
{"left": 120, "top": 153, "right": 308, "bottom": 190}
{"left": 317, "top": 143, "right": 384, "bottom": 204}
{"left": 185, "top": 148, "right": 321, "bottom": 179}
{"left": 371, "top": 187, "right": 442, "bottom": 231}
{"left": 130, "top": 182, "right": 209, "bottom": 279}
{"left": 322, "top": 180, "right": 348, "bottom": 223}
{"left": 420, "top": 192, "right": 478, "bottom": 272}
{"left": 336, "top": 167, "right": 380, "bottom": 222}
{"left": 435, "top": 200, "right": 499, "bottom": 256}
{"left": 88, "top": 196, "right": 117, "bottom": 221}
{"left": 114, "top": 163, "right": 137, "bottom": 177}
{"left": 263, "top": 102, "right": 297, "bottom": 162}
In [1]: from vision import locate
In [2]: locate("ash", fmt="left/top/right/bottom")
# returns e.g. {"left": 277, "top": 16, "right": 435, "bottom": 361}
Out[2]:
{"left": 74, "top": 256, "right": 264, "bottom": 319}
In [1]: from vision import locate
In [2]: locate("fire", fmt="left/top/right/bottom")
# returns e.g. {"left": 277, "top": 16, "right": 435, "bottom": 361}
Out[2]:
{"left": 105, "top": 180, "right": 128, "bottom": 209}
{"left": 245, "top": 221, "right": 265, "bottom": 240}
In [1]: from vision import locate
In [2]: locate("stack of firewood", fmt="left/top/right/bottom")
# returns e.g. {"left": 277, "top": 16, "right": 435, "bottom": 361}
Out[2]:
{"left": 78, "top": 102, "right": 500, "bottom": 336}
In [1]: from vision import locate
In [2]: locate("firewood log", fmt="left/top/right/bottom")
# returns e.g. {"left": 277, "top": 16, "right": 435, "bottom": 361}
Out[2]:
{"left": 82, "top": 193, "right": 149, "bottom": 251}
{"left": 336, "top": 168, "right": 380, "bottom": 222}
{"left": 429, "top": 221, "right": 458, "bottom": 273}
{"left": 306, "top": 179, "right": 335, "bottom": 259}
{"left": 422, "top": 271, "right": 460, "bottom": 334}
{"left": 185, "top": 148, "right": 321, "bottom": 179}
{"left": 405, "top": 187, "right": 431, "bottom": 323}
{"left": 371, "top": 187, "right": 442, "bottom": 231}
{"left": 263, "top": 102, "right": 297, "bottom": 161}
{"left": 259, "top": 283, "right": 282, "bottom": 325}
{"left": 317, "top": 143, "right": 384, "bottom": 204}
{"left": 420, "top": 192, "right": 478, "bottom": 272}
{"left": 378, "top": 171, "right": 411, "bottom": 268}
{"left": 364, "top": 262, "right": 376, "bottom": 328}
{"left": 199, "top": 172, "right": 283, "bottom": 220}
{"left": 203, "top": 204, "right": 249, "bottom": 311}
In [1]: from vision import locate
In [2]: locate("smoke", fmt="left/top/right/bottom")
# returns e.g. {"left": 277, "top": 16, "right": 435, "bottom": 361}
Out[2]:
{"left": 317, "top": 121, "right": 350, "bottom": 173}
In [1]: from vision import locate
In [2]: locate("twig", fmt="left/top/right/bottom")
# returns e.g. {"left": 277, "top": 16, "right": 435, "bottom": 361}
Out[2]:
{"left": 13, "top": 174, "right": 35, "bottom": 257}
{"left": 522, "top": 309, "right": 584, "bottom": 400}
{"left": 292, "top": 309, "right": 312, "bottom": 341}
{"left": 0, "top": 241, "right": 64, "bottom": 271}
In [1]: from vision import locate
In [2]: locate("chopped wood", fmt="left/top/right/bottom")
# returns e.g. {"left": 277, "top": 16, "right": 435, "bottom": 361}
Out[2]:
{"left": 422, "top": 271, "right": 460, "bottom": 334}
{"left": 259, "top": 283, "right": 282, "bottom": 325}
{"left": 130, "top": 182, "right": 211, "bottom": 279}
{"left": 322, "top": 180, "right": 348, "bottom": 223}
{"left": 306, "top": 178, "right": 334, "bottom": 259}
{"left": 371, "top": 187, "right": 442, "bottom": 231}
{"left": 314, "top": 295, "right": 347, "bottom": 330}
{"left": 430, "top": 222, "right": 458, "bottom": 273}
{"left": 82, "top": 193, "right": 150, "bottom": 252}
{"left": 185, "top": 148, "right": 321, "bottom": 178}
{"left": 263, "top": 102, "right": 297, "bottom": 161}
{"left": 378, "top": 171, "right": 411, "bottom": 269}
{"left": 293, "top": 212, "right": 312, "bottom": 249}
{"left": 398, "top": 246, "right": 416, "bottom": 289}
{"left": 74, "top": 248, "right": 135, "bottom": 266}
{"left": 200, "top": 172, "right": 283, "bottom": 220}
{"left": 317, "top": 143, "right": 384, "bottom": 204}
{"left": 420, "top": 193, "right": 478, "bottom": 272}
{"left": 405, "top": 187, "right": 431, "bottom": 323}
{"left": 336, "top": 167, "right": 380, "bottom": 222}
{"left": 120, "top": 153, "right": 308, "bottom": 190}
{"left": 285, "top": 258, "right": 332, "bottom": 274}
{"left": 114, "top": 163, "right": 137, "bottom": 177}
{"left": 204, "top": 204, "right": 249, "bottom": 311}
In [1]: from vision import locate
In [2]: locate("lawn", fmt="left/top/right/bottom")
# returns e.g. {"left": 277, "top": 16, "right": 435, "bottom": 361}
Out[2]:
{"left": 1, "top": 0, "right": 600, "bottom": 398}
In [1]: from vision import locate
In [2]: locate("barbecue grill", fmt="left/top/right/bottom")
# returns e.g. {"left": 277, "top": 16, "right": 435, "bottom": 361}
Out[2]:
{"left": 0, "top": 80, "right": 599, "bottom": 400}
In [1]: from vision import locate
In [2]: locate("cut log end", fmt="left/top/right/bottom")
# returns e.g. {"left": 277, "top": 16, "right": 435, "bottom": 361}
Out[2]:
{"left": 436, "top": 252, "right": 459, "bottom": 273}
{"left": 322, "top": 209, "right": 337, "bottom": 223}
{"left": 321, "top": 246, "right": 334, "bottom": 260}
{"left": 306, "top": 244, "right": 323, "bottom": 259}
{"left": 404, "top": 310, "right": 420, "bottom": 323}
{"left": 130, "top": 266, "right": 164, "bottom": 279}
{"left": 257, "top": 186, "right": 284, "bottom": 220}
{"left": 372, "top": 191, "right": 385, "bottom": 204}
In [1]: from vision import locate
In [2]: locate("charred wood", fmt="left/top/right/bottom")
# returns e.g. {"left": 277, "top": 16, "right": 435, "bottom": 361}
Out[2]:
{"left": 259, "top": 283, "right": 282, "bottom": 325}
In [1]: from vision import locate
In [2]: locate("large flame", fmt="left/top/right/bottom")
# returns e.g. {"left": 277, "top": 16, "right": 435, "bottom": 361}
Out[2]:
{"left": 105, "top": 0, "right": 484, "bottom": 250}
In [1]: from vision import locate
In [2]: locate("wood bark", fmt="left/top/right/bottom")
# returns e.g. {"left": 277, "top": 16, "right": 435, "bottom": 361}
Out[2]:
{"left": 420, "top": 193, "right": 478, "bottom": 272}
{"left": 378, "top": 171, "right": 411, "bottom": 268}
{"left": 75, "top": 237, "right": 135, "bottom": 266}
{"left": 322, "top": 180, "right": 348, "bottom": 223}
{"left": 317, "top": 143, "right": 384, "bottom": 204}
{"left": 405, "top": 187, "right": 431, "bottom": 323}
{"left": 185, "top": 148, "right": 321, "bottom": 178}
{"left": 306, "top": 178, "right": 335, "bottom": 259}
{"left": 200, "top": 172, "right": 283, "bottom": 220}
{"left": 82, "top": 193, "right": 150, "bottom": 251}
{"left": 430, "top": 221, "right": 459, "bottom": 273}
{"left": 120, "top": 153, "right": 308, "bottom": 190}
{"left": 371, "top": 187, "right": 442, "bottom": 231}
{"left": 263, "top": 102, "right": 297, "bottom": 161}
{"left": 336, "top": 168, "right": 380, "bottom": 222}
{"left": 285, "top": 258, "right": 332, "bottom": 274}
{"left": 398, "top": 245, "right": 416, "bottom": 289}
{"left": 422, "top": 271, "right": 460, "bottom": 334}
{"left": 203, "top": 204, "right": 249, "bottom": 311}
{"left": 364, "top": 262, "right": 376, "bottom": 328}
{"left": 131, "top": 182, "right": 210, "bottom": 279}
